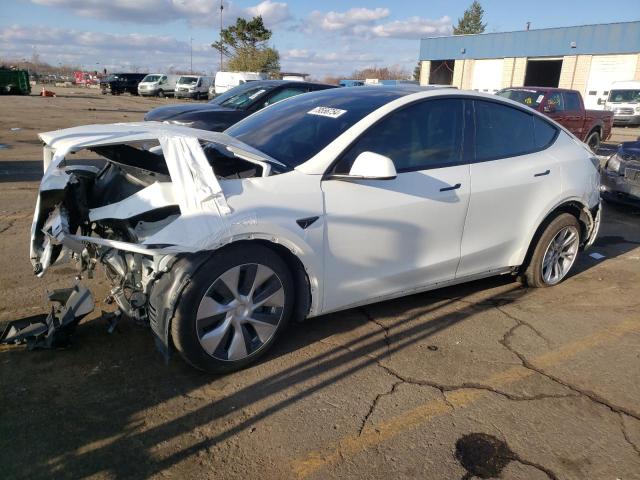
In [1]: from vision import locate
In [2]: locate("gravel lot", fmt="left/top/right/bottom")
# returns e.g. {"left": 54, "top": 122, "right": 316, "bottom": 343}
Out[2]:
{"left": 1, "top": 87, "right": 639, "bottom": 480}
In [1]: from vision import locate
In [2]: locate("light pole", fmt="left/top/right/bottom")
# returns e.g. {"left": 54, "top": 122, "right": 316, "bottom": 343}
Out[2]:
{"left": 190, "top": 37, "right": 193, "bottom": 74}
{"left": 219, "top": 0, "right": 224, "bottom": 72}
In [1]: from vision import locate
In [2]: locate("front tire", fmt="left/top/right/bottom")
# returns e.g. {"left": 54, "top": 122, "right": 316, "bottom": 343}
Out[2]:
{"left": 157, "top": 89, "right": 165, "bottom": 98}
{"left": 171, "top": 244, "right": 294, "bottom": 373}
{"left": 523, "top": 213, "right": 581, "bottom": 288}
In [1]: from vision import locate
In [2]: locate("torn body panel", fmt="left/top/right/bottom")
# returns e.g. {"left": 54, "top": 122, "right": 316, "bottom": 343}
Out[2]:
{"left": 0, "top": 284, "right": 94, "bottom": 349}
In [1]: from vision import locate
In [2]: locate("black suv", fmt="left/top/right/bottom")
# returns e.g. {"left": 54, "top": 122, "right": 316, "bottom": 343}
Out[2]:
{"left": 144, "top": 80, "right": 336, "bottom": 131}
{"left": 100, "top": 73, "right": 148, "bottom": 95}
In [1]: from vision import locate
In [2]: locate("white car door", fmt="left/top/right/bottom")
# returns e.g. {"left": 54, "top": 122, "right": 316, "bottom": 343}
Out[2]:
{"left": 321, "top": 98, "right": 471, "bottom": 313}
{"left": 457, "top": 99, "right": 562, "bottom": 277}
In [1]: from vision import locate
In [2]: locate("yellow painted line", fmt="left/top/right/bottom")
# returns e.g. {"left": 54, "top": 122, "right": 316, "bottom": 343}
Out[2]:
{"left": 291, "top": 316, "right": 640, "bottom": 478}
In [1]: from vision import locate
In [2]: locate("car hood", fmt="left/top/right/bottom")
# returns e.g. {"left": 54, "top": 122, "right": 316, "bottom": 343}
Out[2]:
{"left": 619, "top": 141, "right": 640, "bottom": 160}
{"left": 145, "top": 103, "right": 234, "bottom": 121}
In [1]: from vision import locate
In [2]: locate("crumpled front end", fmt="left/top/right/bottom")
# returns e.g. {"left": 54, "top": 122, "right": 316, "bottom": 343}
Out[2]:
{"left": 23, "top": 122, "right": 275, "bottom": 350}
{"left": 600, "top": 142, "right": 640, "bottom": 206}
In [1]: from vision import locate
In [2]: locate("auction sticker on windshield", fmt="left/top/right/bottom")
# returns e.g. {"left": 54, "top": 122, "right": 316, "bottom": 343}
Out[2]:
{"left": 307, "top": 107, "right": 347, "bottom": 119}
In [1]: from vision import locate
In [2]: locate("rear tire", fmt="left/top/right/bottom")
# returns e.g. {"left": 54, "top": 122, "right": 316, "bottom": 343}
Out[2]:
{"left": 522, "top": 213, "right": 581, "bottom": 288}
{"left": 586, "top": 130, "right": 600, "bottom": 152}
{"left": 171, "top": 244, "right": 294, "bottom": 373}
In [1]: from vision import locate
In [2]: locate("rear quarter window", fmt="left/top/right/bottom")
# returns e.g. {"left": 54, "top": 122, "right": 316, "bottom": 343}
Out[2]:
{"left": 474, "top": 100, "right": 557, "bottom": 161}
{"left": 533, "top": 116, "right": 558, "bottom": 149}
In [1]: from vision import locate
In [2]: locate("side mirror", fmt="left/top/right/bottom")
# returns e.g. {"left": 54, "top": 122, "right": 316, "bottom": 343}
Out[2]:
{"left": 348, "top": 152, "right": 397, "bottom": 180}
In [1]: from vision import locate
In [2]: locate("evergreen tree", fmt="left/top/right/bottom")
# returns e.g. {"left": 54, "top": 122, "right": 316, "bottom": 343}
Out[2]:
{"left": 453, "top": 1, "right": 487, "bottom": 35}
{"left": 212, "top": 16, "right": 280, "bottom": 74}
{"left": 413, "top": 62, "right": 421, "bottom": 81}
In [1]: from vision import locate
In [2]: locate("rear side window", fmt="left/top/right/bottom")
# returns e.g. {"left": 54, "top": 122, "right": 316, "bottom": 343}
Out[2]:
{"left": 335, "top": 98, "right": 464, "bottom": 173}
{"left": 474, "top": 101, "right": 534, "bottom": 161}
{"left": 564, "top": 92, "right": 581, "bottom": 111}
{"left": 533, "top": 116, "right": 558, "bottom": 149}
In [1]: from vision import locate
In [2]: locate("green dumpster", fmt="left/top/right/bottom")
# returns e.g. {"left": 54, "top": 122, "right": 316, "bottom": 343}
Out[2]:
{"left": 0, "top": 68, "right": 31, "bottom": 95}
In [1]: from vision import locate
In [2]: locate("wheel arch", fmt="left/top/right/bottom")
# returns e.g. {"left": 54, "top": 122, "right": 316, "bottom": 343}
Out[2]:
{"left": 147, "top": 237, "right": 317, "bottom": 361}
{"left": 517, "top": 199, "right": 595, "bottom": 274}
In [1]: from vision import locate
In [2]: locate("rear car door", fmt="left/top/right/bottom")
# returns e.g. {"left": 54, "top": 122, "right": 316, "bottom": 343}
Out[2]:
{"left": 321, "top": 98, "right": 471, "bottom": 312}
{"left": 457, "top": 100, "right": 562, "bottom": 277}
{"left": 562, "top": 91, "right": 585, "bottom": 138}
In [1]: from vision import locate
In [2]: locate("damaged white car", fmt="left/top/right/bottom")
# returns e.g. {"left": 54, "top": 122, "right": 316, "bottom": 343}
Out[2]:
{"left": 3, "top": 87, "right": 601, "bottom": 372}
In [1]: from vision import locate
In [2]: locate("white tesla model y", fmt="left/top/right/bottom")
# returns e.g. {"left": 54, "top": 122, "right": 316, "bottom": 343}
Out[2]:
{"left": 19, "top": 87, "right": 601, "bottom": 372}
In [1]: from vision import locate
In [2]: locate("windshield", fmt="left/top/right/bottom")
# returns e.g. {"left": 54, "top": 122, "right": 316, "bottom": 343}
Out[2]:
{"left": 178, "top": 76, "right": 198, "bottom": 85}
{"left": 226, "top": 87, "right": 415, "bottom": 169}
{"left": 103, "top": 74, "right": 118, "bottom": 81}
{"left": 210, "top": 81, "right": 273, "bottom": 105}
{"left": 217, "top": 86, "right": 270, "bottom": 109}
{"left": 142, "top": 75, "right": 161, "bottom": 83}
{"left": 608, "top": 89, "right": 640, "bottom": 103}
{"left": 496, "top": 89, "right": 546, "bottom": 108}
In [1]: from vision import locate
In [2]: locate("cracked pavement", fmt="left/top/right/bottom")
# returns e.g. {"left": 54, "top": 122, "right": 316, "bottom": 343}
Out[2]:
{"left": 1, "top": 89, "right": 640, "bottom": 480}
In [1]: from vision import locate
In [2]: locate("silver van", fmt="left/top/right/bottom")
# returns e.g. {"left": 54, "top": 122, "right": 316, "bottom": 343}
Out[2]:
{"left": 137, "top": 74, "right": 178, "bottom": 97}
{"left": 174, "top": 75, "right": 213, "bottom": 100}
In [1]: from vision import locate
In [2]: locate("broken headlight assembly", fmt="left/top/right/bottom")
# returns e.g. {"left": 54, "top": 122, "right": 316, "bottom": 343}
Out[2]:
{"left": 605, "top": 154, "right": 623, "bottom": 175}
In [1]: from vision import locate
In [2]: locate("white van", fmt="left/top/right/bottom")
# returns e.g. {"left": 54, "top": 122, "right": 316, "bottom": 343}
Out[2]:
{"left": 212, "top": 71, "right": 266, "bottom": 98}
{"left": 282, "top": 74, "right": 307, "bottom": 82}
{"left": 137, "top": 74, "right": 178, "bottom": 97}
{"left": 174, "top": 75, "right": 213, "bottom": 100}
{"left": 603, "top": 80, "right": 640, "bottom": 126}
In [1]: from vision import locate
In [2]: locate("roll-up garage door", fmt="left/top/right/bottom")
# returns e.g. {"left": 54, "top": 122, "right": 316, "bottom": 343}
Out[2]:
{"left": 585, "top": 55, "right": 638, "bottom": 109}
{"left": 471, "top": 59, "right": 504, "bottom": 93}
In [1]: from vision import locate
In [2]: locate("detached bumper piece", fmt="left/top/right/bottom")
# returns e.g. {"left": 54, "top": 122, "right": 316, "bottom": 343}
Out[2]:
{"left": 0, "top": 284, "right": 94, "bottom": 349}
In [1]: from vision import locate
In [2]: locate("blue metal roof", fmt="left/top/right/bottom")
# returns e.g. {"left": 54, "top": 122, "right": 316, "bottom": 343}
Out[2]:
{"left": 419, "top": 21, "right": 640, "bottom": 61}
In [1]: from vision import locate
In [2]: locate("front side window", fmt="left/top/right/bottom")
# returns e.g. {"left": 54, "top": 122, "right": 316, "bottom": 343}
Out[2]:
{"left": 335, "top": 98, "right": 464, "bottom": 174}
{"left": 496, "top": 89, "right": 546, "bottom": 108}
{"left": 564, "top": 92, "right": 581, "bottom": 111}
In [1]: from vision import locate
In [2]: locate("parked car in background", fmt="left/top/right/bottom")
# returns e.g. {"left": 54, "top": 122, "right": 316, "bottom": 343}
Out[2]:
{"left": 174, "top": 75, "right": 214, "bottom": 99}
{"left": 100, "top": 73, "right": 148, "bottom": 95}
{"left": 145, "top": 80, "right": 335, "bottom": 131}
{"left": 601, "top": 139, "right": 640, "bottom": 205}
{"left": 603, "top": 81, "right": 640, "bottom": 126}
{"left": 138, "top": 74, "right": 178, "bottom": 97}
{"left": 213, "top": 71, "right": 266, "bottom": 97}
{"left": 16, "top": 87, "right": 601, "bottom": 372}
{"left": 497, "top": 87, "right": 613, "bottom": 150}
{"left": 340, "top": 79, "right": 366, "bottom": 87}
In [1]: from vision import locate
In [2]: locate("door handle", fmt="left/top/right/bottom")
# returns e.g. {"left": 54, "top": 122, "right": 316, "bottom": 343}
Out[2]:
{"left": 440, "top": 183, "right": 461, "bottom": 192}
{"left": 534, "top": 170, "right": 550, "bottom": 177}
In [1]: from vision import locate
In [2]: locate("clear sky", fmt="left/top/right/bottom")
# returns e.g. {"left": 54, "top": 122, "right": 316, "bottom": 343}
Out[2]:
{"left": 1, "top": 0, "right": 638, "bottom": 78}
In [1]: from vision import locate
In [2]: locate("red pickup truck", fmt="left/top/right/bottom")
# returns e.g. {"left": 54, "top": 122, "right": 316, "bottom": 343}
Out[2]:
{"left": 497, "top": 87, "right": 613, "bottom": 151}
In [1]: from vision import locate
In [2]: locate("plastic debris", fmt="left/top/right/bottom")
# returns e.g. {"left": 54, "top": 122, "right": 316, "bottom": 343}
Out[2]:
{"left": 589, "top": 252, "right": 605, "bottom": 260}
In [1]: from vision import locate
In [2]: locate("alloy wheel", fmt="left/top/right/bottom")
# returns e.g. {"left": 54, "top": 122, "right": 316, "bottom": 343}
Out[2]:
{"left": 195, "top": 263, "right": 285, "bottom": 361}
{"left": 541, "top": 226, "right": 580, "bottom": 285}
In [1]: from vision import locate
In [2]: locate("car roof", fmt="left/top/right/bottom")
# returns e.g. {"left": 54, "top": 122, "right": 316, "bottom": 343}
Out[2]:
{"left": 499, "top": 86, "right": 578, "bottom": 93}
{"left": 237, "top": 79, "right": 335, "bottom": 89}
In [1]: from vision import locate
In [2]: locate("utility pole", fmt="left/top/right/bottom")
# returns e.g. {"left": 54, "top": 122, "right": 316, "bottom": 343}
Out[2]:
{"left": 219, "top": 0, "right": 224, "bottom": 72}
{"left": 190, "top": 37, "right": 193, "bottom": 73}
